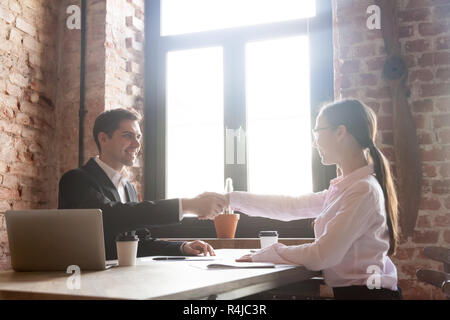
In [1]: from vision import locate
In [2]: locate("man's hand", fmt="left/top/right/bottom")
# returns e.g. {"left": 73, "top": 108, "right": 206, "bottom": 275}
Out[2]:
{"left": 181, "top": 192, "right": 228, "bottom": 220}
{"left": 182, "top": 240, "right": 215, "bottom": 256}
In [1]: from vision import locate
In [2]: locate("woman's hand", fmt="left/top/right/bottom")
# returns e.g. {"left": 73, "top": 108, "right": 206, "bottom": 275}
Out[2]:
{"left": 235, "top": 254, "right": 253, "bottom": 262}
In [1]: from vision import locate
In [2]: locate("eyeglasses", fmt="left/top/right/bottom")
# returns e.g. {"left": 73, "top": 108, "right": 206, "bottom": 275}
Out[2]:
{"left": 311, "top": 126, "right": 333, "bottom": 140}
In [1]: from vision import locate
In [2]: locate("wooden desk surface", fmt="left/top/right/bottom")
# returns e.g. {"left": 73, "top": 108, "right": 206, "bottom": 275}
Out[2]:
{"left": 0, "top": 249, "right": 320, "bottom": 300}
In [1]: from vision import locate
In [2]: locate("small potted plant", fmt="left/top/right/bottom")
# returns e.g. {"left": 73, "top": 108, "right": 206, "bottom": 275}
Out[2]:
{"left": 214, "top": 178, "right": 239, "bottom": 238}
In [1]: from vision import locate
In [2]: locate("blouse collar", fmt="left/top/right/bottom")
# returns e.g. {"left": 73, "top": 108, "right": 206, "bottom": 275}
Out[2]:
{"left": 329, "top": 164, "right": 374, "bottom": 193}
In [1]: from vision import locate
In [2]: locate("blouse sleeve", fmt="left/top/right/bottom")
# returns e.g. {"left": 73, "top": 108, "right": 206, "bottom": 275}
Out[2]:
{"left": 251, "top": 184, "right": 377, "bottom": 271}
{"left": 229, "top": 189, "right": 328, "bottom": 221}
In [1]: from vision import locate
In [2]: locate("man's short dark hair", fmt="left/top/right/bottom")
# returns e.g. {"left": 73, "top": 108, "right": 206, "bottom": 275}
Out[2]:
{"left": 93, "top": 108, "right": 141, "bottom": 152}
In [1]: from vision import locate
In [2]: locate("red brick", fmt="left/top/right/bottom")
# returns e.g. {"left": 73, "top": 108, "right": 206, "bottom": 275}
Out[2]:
{"left": 353, "top": 44, "right": 377, "bottom": 58}
{"left": 431, "top": 180, "right": 450, "bottom": 194}
{"left": 359, "top": 73, "right": 377, "bottom": 86}
{"left": 445, "top": 196, "right": 450, "bottom": 209}
{"left": 440, "top": 163, "right": 450, "bottom": 177}
{"left": 398, "top": 8, "right": 431, "bottom": 22}
{"left": 405, "top": 39, "right": 431, "bottom": 52}
{"left": 436, "top": 97, "right": 450, "bottom": 112}
{"left": 436, "top": 35, "right": 450, "bottom": 50}
{"left": 438, "top": 128, "right": 450, "bottom": 143}
{"left": 381, "top": 101, "right": 393, "bottom": 115}
{"left": 399, "top": 25, "right": 414, "bottom": 38}
{"left": 399, "top": 264, "right": 422, "bottom": 278}
{"left": 340, "top": 60, "right": 360, "bottom": 74}
{"left": 418, "top": 53, "right": 434, "bottom": 67}
{"left": 418, "top": 131, "right": 433, "bottom": 144}
{"left": 366, "top": 57, "right": 385, "bottom": 71}
{"left": 366, "top": 101, "right": 381, "bottom": 114}
{"left": 406, "top": 0, "right": 449, "bottom": 9}
{"left": 412, "top": 99, "right": 434, "bottom": 113}
{"left": 434, "top": 214, "right": 450, "bottom": 228}
{"left": 419, "top": 196, "right": 441, "bottom": 210}
{"left": 404, "top": 54, "right": 417, "bottom": 68}
{"left": 435, "top": 51, "right": 450, "bottom": 65}
{"left": 393, "top": 247, "right": 415, "bottom": 260}
{"left": 339, "top": 76, "right": 352, "bottom": 89}
{"left": 433, "top": 114, "right": 450, "bottom": 128}
{"left": 340, "top": 88, "right": 360, "bottom": 99}
{"left": 414, "top": 114, "right": 426, "bottom": 129}
{"left": 410, "top": 69, "right": 434, "bottom": 82}
{"left": 422, "top": 163, "right": 437, "bottom": 178}
{"left": 421, "top": 83, "right": 450, "bottom": 97}
{"left": 416, "top": 215, "right": 432, "bottom": 228}
{"left": 436, "top": 67, "right": 450, "bottom": 81}
{"left": 444, "top": 231, "right": 450, "bottom": 244}
{"left": 418, "top": 22, "right": 447, "bottom": 36}
{"left": 413, "top": 230, "right": 439, "bottom": 244}
{"left": 340, "top": 30, "right": 364, "bottom": 46}
{"left": 377, "top": 115, "right": 393, "bottom": 130}
{"left": 365, "top": 87, "right": 391, "bottom": 100}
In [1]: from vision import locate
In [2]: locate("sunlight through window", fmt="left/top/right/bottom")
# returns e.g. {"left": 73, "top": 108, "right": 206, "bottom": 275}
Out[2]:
{"left": 246, "top": 36, "right": 312, "bottom": 196}
{"left": 161, "top": 0, "right": 316, "bottom": 36}
{"left": 166, "top": 47, "right": 224, "bottom": 199}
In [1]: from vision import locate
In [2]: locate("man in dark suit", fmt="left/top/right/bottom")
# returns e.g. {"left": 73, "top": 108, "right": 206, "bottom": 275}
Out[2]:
{"left": 58, "top": 108, "right": 226, "bottom": 260}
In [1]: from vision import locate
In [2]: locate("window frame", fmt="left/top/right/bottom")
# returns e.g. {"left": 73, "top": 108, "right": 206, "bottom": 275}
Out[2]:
{"left": 144, "top": 0, "right": 336, "bottom": 238}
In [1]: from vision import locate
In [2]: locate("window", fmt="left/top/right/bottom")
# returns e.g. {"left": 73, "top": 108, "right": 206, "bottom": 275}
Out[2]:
{"left": 161, "top": 0, "right": 316, "bottom": 36}
{"left": 145, "top": 0, "right": 335, "bottom": 238}
{"left": 166, "top": 47, "right": 224, "bottom": 199}
{"left": 246, "top": 36, "right": 312, "bottom": 196}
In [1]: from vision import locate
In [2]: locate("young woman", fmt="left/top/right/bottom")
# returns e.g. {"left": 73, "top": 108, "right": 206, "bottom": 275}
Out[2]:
{"left": 228, "top": 99, "right": 403, "bottom": 300}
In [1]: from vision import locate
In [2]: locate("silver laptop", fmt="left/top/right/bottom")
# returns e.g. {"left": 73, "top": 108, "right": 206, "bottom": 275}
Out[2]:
{"left": 5, "top": 209, "right": 115, "bottom": 271}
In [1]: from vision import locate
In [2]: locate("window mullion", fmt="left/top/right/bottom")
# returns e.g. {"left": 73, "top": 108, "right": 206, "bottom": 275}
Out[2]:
{"left": 223, "top": 41, "right": 248, "bottom": 192}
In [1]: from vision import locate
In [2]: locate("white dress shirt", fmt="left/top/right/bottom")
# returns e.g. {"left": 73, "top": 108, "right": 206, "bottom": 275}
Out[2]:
{"left": 95, "top": 157, "right": 128, "bottom": 203}
{"left": 229, "top": 164, "right": 398, "bottom": 290}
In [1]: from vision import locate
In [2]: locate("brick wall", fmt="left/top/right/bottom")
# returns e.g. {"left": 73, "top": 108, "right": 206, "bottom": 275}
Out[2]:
{"left": 0, "top": 0, "right": 145, "bottom": 270}
{"left": 0, "top": 0, "right": 60, "bottom": 270}
{"left": 104, "top": 0, "right": 145, "bottom": 196}
{"left": 333, "top": 0, "right": 450, "bottom": 299}
{"left": 56, "top": 0, "right": 145, "bottom": 188}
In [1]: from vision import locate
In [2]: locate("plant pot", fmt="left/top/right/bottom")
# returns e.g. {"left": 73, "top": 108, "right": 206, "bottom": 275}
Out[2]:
{"left": 214, "top": 213, "right": 240, "bottom": 238}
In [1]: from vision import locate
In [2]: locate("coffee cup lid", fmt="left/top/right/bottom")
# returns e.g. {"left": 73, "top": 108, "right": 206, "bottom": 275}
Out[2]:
{"left": 116, "top": 231, "right": 139, "bottom": 241}
{"left": 259, "top": 231, "right": 278, "bottom": 237}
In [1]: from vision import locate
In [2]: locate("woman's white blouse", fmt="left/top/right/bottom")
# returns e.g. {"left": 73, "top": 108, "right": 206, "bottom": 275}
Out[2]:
{"left": 229, "top": 164, "right": 398, "bottom": 290}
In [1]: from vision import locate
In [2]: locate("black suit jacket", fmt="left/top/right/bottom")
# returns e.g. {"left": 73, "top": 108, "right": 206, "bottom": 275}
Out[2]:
{"left": 58, "top": 157, "right": 185, "bottom": 260}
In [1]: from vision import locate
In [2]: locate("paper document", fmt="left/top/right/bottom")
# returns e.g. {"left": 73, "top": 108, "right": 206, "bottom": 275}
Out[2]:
{"left": 207, "top": 262, "right": 275, "bottom": 269}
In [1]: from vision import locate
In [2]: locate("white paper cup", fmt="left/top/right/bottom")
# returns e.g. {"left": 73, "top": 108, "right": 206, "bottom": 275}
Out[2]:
{"left": 116, "top": 240, "right": 138, "bottom": 266}
{"left": 259, "top": 231, "right": 278, "bottom": 249}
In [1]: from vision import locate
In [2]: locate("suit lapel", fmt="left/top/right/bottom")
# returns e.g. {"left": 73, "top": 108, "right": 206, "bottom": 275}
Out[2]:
{"left": 83, "top": 158, "right": 122, "bottom": 202}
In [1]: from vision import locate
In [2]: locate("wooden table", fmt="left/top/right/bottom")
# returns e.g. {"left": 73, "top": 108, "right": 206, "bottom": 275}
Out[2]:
{"left": 0, "top": 249, "right": 321, "bottom": 300}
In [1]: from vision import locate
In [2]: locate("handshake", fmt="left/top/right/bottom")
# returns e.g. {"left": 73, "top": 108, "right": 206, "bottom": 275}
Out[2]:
{"left": 181, "top": 192, "right": 231, "bottom": 220}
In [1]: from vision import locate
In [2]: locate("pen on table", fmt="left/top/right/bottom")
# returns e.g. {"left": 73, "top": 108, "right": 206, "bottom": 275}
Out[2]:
{"left": 152, "top": 257, "right": 216, "bottom": 261}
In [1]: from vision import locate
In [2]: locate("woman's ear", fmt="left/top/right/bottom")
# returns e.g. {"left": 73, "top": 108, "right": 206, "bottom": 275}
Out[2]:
{"left": 336, "top": 124, "right": 347, "bottom": 141}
